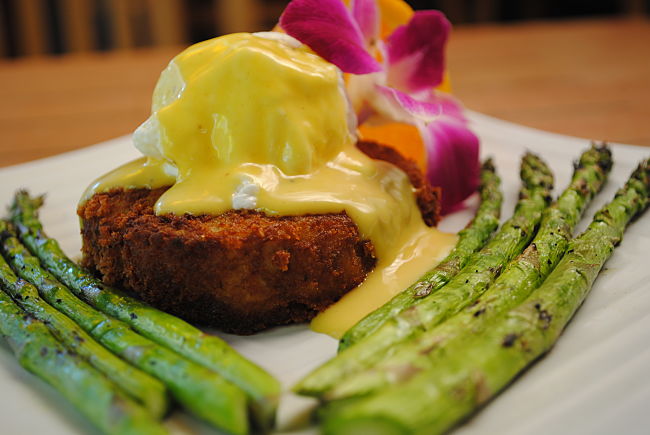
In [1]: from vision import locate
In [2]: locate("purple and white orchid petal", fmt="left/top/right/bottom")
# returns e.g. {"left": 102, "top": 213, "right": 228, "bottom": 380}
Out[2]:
{"left": 374, "top": 85, "right": 479, "bottom": 213}
{"left": 352, "top": 0, "right": 380, "bottom": 48}
{"left": 375, "top": 85, "right": 447, "bottom": 122}
{"left": 386, "top": 10, "right": 450, "bottom": 93}
{"left": 420, "top": 119, "right": 480, "bottom": 214}
{"left": 374, "top": 85, "right": 465, "bottom": 125}
{"left": 280, "top": 0, "right": 381, "bottom": 74}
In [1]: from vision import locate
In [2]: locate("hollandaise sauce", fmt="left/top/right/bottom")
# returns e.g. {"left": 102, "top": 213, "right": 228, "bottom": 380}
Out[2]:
{"left": 81, "top": 32, "right": 457, "bottom": 338}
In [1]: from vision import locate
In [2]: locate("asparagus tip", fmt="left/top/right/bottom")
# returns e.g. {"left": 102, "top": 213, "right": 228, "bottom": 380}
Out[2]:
{"left": 480, "top": 158, "right": 496, "bottom": 172}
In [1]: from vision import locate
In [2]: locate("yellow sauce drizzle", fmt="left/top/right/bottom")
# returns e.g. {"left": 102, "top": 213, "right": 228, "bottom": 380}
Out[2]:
{"left": 312, "top": 229, "right": 456, "bottom": 339}
{"left": 80, "top": 32, "right": 457, "bottom": 336}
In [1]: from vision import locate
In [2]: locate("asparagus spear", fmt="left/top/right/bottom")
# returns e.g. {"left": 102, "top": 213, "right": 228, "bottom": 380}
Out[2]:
{"left": 11, "top": 191, "right": 280, "bottom": 429}
{"left": 0, "top": 224, "right": 169, "bottom": 419}
{"left": 0, "top": 289, "right": 167, "bottom": 435}
{"left": 327, "top": 144, "right": 612, "bottom": 400}
{"left": 322, "top": 159, "right": 650, "bottom": 435}
{"left": 0, "top": 222, "right": 249, "bottom": 435}
{"left": 295, "top": 153, "right": 553, "bottom": 396}
{"left": 339, "top": 159, "right": 503, "bottom": 351}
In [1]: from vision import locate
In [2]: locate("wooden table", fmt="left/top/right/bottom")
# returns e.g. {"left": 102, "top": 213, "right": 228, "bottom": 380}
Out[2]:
{"left": 1, "top": 18, "right": 648, "bottom": 169}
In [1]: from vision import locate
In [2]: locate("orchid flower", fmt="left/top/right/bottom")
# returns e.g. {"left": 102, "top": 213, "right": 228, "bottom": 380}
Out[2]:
{"left": 280, "top": 0, "right": 479, "bottom": 214}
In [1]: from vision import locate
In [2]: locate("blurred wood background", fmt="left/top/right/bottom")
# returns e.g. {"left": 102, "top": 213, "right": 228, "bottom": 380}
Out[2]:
{"left": 0, "top": 1, "right": 648, "bottom": 168}
{"left": 1, "top": 0, "right": 648, "bottom": 57}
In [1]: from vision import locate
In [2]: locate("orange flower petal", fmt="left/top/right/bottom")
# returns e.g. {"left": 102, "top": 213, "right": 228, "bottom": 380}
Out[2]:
{"left": 359, "top": 122, "right": 426, "bottom": 170}
{"left": 376, "top": 0, "right": 414, "bottom": 37}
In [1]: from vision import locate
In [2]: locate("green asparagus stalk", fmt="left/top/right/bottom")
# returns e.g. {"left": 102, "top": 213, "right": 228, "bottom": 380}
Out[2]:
{"left": 339, "top": 159, "right": 502, "bottom": 351}
{"left": 322, "top": 158, "right": 650, "bottom": 435}
{"left": 0, "top": 225, "right": 169, "bottom": 419}
{"left": 11, "top": 191, "right": 280, "bottom": 429}
{"left": 0, "top": 222, "right": 248, "bottom": 435}
{"left": 326, "top": 144, "right": 612, "bottom": 400}
{"left": 0, "top": 289, "right": 167, "bottom": 435}
{"left": 295, "top": 153, "right": 554, "bottom": 397}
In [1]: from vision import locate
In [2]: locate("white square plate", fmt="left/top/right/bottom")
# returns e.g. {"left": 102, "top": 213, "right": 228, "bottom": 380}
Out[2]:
{"left": 0, "top": 112, "right": 648, "bottom": 434}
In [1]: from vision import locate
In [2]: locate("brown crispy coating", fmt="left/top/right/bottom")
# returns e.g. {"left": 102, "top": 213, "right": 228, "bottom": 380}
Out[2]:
{"left": 78, "top": 143, "right": 441, "bottom": 334}
{"left": 79, "top": 188, "right": 377, "bottom": 334}
{"left": 357, "top": 140, "right": 441, "bottom": 226}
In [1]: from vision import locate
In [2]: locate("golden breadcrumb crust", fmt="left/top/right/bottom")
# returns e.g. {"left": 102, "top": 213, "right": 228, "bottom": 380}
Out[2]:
{"left": 78, "top": 142, "right": 441, "bottom": 334}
